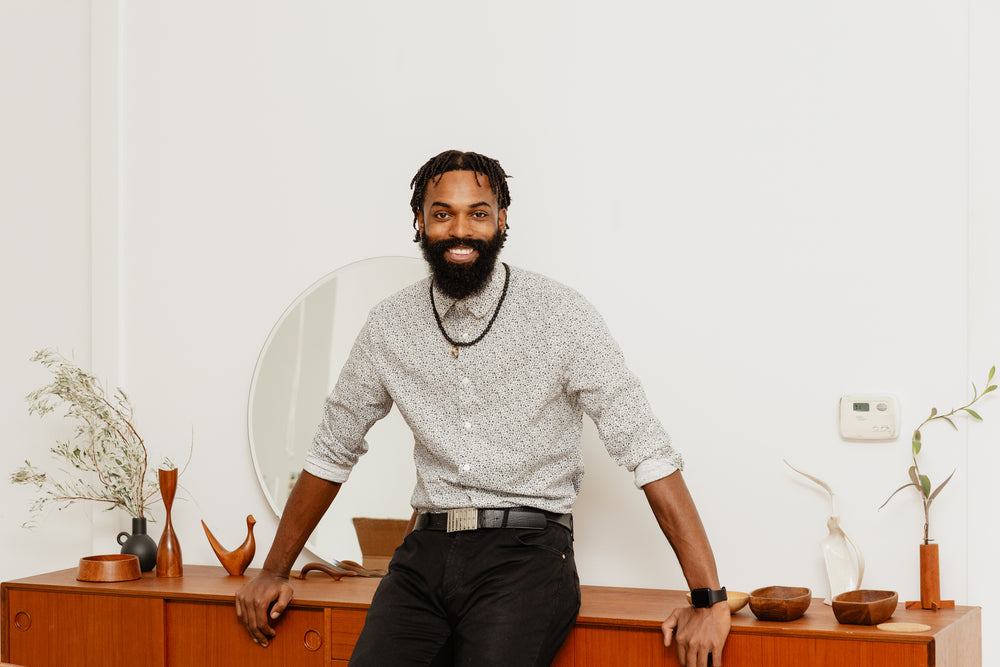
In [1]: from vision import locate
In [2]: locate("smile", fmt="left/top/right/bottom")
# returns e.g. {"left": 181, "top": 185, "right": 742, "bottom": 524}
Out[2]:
{"left": 445, "top": 246, "right": 478, "bottom": 263}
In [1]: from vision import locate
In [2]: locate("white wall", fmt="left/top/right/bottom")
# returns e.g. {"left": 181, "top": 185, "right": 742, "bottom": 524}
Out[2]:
{"left": 3, "top": 0, "right": 997, "bottom": 661}
{"left": 968, "top": 0, "right": 1000, "bottom": 650}
{"left": 0, "top": 0, "right": 94, "bottom": 580}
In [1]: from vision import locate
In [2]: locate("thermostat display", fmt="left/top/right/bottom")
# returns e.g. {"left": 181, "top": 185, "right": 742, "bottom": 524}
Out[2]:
{"left": 840, "top": 394, "right": 898, "bottom": 440}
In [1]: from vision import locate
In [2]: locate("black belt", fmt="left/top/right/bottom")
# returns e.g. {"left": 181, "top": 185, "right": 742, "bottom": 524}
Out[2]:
{"left": 413, "top": 507, "right": 573, "bottom": 533}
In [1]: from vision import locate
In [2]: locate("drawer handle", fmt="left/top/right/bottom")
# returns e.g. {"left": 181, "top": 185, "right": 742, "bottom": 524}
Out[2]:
{"left": 303, "top": 629, "right": 323, "bottom": 651}
{"left": 14, "top": 611, "right": 32, "bottom": 631}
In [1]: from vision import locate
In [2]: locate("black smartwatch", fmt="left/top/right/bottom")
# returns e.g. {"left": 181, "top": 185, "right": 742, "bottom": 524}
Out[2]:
{"left": 690, "top": 586, "right": 728, "bottom": 608}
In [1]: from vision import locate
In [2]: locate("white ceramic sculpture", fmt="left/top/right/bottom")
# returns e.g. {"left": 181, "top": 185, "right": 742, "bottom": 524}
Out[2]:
{"left": 785, "top": 460, "right": 865, "bottom": 605}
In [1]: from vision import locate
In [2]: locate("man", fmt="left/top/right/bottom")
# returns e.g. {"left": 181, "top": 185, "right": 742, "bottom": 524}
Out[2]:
{"left": 236, "top": 150, "right": 731, "bottom": 667}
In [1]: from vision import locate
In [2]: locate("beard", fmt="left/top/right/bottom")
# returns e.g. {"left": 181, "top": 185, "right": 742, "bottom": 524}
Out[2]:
{"left": 420, "top": 231, "right": 506, "bottom": 300}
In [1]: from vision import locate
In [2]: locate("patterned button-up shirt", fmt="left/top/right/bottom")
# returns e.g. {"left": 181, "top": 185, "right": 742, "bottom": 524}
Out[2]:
{"left": 304, "top": 262, "right": 682, "bottom": 514}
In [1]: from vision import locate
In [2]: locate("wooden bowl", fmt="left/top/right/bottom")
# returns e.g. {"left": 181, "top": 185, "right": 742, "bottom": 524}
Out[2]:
{"left": 685, "top": 590, "right": 750, "bottom": 614}
{"left": 77, "top": 554, "right": 142, "bottom": 582}
{"left": 749, "top": 586, "right": 812, "bottom": 622}
{"left": 832, "top": 589, "right": 898, "bottom": 625}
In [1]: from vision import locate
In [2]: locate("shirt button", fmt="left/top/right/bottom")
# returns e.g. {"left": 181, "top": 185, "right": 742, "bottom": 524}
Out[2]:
{"left": 461, "top": 377, "right": 470, "bottom": 385}
{"left": 464, "top": 422, "right": 472, "bottom": 431}
{"left": 462, "top": 464, "right": 471, "bottom": 472}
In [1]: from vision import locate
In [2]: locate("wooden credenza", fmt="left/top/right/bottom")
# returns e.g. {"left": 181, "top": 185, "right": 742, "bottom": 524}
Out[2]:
{"left": 2, "top": 565, "right": 980, "bottom": 666}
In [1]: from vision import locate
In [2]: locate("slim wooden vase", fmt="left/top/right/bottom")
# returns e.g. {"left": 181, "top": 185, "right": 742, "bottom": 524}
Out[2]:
{"left": 156, "top": 467, "right": 183, "bottom": 577}
{"left": 905, "top": 543, "right": 954, "bottom": 610}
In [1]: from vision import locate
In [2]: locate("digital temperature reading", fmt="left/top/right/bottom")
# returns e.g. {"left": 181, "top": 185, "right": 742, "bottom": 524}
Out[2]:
{"left": 853, "top": 402, "right": 870, "bottom": 412}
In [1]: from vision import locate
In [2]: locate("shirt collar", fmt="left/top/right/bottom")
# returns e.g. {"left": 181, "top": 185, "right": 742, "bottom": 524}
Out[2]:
{"left": 431, "top": 262, "right": 507, "bottom": 318}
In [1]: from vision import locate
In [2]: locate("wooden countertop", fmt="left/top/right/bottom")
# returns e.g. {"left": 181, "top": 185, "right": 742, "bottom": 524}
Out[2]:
{"left": 3, "top": 564, "right": 978, "bottom": 647}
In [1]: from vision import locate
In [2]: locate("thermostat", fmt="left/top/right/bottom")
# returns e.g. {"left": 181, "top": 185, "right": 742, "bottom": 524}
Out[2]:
{"left": 839, "top": 395, "right": 898, "bottom": 440}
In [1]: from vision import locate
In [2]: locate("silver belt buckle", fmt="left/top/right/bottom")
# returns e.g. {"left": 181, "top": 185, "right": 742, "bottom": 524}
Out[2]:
{"left": 446, "top": 507, "right": 478, "bottom": 532}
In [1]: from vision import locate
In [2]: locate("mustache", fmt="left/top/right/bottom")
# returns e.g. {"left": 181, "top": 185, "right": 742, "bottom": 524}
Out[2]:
{"left": 424, "top": 237, "right": 493, "bottom": 254}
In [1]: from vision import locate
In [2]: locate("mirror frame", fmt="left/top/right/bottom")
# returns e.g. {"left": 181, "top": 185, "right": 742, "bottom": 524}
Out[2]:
{"left": 247, "top": 256, "right": 427, "bottom": 563}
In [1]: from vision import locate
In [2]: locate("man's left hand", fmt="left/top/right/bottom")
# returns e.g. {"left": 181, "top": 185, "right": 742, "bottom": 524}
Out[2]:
{"left": 661, "top": 602, "right": 731, "bottom": 667}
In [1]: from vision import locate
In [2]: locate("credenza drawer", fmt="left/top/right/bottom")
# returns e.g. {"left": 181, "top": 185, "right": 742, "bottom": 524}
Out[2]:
{"left": 5, "top": 589, "right": 164, "bottom": 667}
{"left": 165, "top": 600, "right": 325, "bottom": 666}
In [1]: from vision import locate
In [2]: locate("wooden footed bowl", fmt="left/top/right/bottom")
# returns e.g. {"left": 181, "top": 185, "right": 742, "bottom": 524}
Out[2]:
{"left": 832, "top": 589, "right": 898, "bottom": 625}
{"left": 685, "top": 590, "right": 750, "bottom": 614}
{"left": 749, "top": 586, "right": 811, "bottom": 622}
{"left": 77, "top": 554, "right": 142, "bottom": 582}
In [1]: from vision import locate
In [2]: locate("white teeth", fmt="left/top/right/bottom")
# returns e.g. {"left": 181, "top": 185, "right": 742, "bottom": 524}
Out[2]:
{"left": 450, "top": 247, "right": 474, "bottom": 255}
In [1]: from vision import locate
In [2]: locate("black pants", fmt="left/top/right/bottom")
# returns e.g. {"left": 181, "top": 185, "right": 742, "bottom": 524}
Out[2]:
{"left": 349, "top": 522, "right": 580, "bottom": 667}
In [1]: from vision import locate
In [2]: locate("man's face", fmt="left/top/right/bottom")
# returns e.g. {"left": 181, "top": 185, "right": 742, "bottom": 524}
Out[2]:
{"left": 418, "top": 170, "right": 507, "bottom": 256}
{"left": 418, "top": 170, "right": 507, "bottom": 299}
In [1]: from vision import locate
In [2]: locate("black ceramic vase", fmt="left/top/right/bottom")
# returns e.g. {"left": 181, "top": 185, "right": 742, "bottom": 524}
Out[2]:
{"left": 117, "top": 517, "right": 158, "bottom": 572}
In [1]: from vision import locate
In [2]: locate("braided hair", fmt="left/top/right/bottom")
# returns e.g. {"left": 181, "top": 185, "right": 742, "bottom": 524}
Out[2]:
{"left": 410, "top": 150, "right": 512, "bottom": 242}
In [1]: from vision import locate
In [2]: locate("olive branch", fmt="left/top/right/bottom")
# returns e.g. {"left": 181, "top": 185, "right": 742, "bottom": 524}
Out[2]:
{"left": 11, "top": 349, "right": 164, "bottom": 525}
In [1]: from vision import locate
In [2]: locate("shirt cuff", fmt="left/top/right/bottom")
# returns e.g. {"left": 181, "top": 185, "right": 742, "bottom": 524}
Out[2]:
{"left": 633, "top": 457, "right": 680, "bottom": 489}
{"left": 303, "top": 453, "right": 354, "bottom": 484}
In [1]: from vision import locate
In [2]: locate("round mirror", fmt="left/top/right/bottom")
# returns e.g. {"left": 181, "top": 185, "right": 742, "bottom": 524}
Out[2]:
{"left": 248, "top": 256, "right": 428, "bottom": 564}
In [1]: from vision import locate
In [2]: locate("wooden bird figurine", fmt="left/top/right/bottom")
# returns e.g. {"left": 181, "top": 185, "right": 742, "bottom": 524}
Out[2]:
{"left": 202, "top": 514, "right": 256, "bottom": 576}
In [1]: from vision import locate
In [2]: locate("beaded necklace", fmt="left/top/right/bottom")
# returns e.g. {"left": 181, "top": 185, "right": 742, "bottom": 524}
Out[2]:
{"left": 429, "top": 263, "right": 510, "bottom": 358}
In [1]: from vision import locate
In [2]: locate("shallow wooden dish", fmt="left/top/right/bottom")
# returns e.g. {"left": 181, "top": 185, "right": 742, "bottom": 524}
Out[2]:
{"left": 685, "top": 590, "right": 750, "bottom": 614}
{"left": 77, "top": 554, "right": 142, "bottom": 582}
{"left": 749, "top": 586, "right": 811, "bottom": 622}
{"left": 832, "top": 589, "right": 898, "bottom": 625}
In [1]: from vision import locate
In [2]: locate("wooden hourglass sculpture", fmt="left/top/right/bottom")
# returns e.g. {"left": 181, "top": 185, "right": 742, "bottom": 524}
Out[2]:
{"left": 156, "top": 467, "right": 183, "bottom": 577}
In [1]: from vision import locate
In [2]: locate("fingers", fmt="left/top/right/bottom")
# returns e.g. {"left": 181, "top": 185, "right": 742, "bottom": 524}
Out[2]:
{"left": 235, "top": 579, "right": 291, "bottom": 648}
{"left": 255, "top": 594, "right": 281, "bottom": 644}
{"left": 681, "top": 646, "right": 708, "bottom": 667}
{"left": 271, "top": 586, "right": 293, "bottom": 619}
{"left": 684, "top": 639, "right": 720, "bottom": 667}
{"left": 661, "top": 610, "right": 680, "bottom": 647}
{"left": 665, "top": 605, "right": 728, "bottom": 667}
{"left": 712, "top": 642, "right": 723, "bottom": 666}
{"left": 245, "top": 595, "right": 275, "bottom": 646}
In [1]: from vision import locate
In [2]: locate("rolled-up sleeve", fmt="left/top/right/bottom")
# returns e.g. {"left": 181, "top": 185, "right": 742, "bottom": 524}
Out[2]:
{"left": 564, "top": 297, "right": 683, "bottom": 489}
{"left": 304, "top": 315, "right": 393, "bottom": 483}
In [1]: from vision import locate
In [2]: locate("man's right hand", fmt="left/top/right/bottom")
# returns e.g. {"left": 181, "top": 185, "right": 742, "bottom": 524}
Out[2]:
{"left": 235, "top": 571, "right": 295, "bottom": 647}
{"left": 233, "top": 472, "right": 342, "bottom": 647}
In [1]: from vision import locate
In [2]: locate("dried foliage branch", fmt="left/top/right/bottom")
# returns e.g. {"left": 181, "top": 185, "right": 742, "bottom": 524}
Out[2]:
{"left": 11, "top": 348, "right": 163, "bottom": 524}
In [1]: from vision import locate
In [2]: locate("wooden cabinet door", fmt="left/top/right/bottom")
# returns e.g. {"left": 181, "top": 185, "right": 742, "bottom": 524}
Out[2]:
{"left": 5, "top": 589, "right": 165, "bottom": 667}
{"left": 165, "top": 600, "right": 326, "bottom": 666}
{"left": 328, "top": 608, "right": 366, "bottom": 662}
{"left": 759, "top": 635, "right": 928, "bottom": 667}
{"left": 567, "top": 627, "right": 932, "bottom": 667}
{"left": 572, "top": 626, "right": 679, "bottom": 665}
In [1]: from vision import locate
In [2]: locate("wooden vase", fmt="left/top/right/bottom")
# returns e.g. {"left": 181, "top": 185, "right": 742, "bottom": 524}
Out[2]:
{"left": 156, "top": 468, "right": 183, "bottom": 577}
{"left": 905, "top": 543, "right": 954, "bottom": 610}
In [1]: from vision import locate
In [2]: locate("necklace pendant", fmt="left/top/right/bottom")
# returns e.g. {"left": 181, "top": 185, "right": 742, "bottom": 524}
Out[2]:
{"left": 451, "top": 346, "right": 459, "bottom": 359}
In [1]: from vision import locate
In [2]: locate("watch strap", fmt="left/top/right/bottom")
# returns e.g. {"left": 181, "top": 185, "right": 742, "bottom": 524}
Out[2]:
{"left": 690, "top": 586, "right": 728, "bottom": 608}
